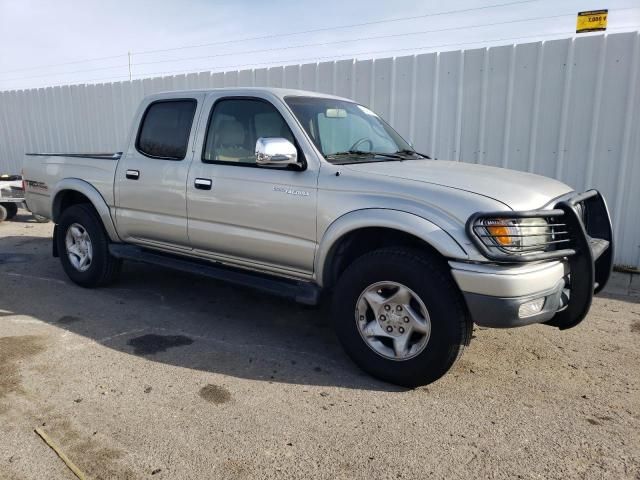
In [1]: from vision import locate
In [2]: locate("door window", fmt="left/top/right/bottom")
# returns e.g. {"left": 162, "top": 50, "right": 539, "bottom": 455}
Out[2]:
{"left": 203, "top": 99, "right": 295, "bottom": 165}
{"left": 136, "top": 99, "right": 197, "bottom": 160}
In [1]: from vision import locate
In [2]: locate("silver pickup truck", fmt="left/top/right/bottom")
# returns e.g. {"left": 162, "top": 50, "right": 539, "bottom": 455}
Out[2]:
{"left": 23, "top": 87, "right": 613, "bottom": 386}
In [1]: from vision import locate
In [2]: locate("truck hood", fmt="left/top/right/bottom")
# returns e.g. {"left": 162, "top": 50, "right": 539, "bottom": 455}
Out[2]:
{"left": 343, "top": 160, "right": 573, "bottom": 211}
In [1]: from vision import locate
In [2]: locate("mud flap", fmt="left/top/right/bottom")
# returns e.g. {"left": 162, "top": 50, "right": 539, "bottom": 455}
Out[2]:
{"left": 52, "top": 225, "right": 59, "bottom": 258}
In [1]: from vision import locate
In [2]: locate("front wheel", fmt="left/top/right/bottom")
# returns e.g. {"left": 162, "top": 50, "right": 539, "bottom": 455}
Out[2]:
{"left": 332, "top": 247, "right": 472, "bottom": 387}
{"left": 57, "top": 204, "right": 121, "bottom": 287}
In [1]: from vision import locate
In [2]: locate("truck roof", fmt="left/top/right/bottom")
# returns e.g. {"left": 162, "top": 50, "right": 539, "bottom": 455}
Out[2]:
{"left": 150, "top": 87, "right": 354, "bottom": 103}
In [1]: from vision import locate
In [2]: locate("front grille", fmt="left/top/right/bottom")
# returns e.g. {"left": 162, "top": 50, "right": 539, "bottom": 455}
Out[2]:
{"left": 548, "top": 221, "right": 572, "bottom": 250}
{"left": 0, "top": 186, "right": 24, "bottom": 199}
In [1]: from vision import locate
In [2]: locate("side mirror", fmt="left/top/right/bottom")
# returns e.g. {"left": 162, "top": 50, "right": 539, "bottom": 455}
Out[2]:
{"left": 255, "top": 137, "right": 300, "bottom": 168}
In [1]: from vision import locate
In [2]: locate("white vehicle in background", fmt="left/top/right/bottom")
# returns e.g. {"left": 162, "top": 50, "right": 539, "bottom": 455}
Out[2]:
{"left": 0, "top": 174, "right": 24, "bottom": 222}
{"left": 0, "top": 173, "right": 49, "bottom": 223}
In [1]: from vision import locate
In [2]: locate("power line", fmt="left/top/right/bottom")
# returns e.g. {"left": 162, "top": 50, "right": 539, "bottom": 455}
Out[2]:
{"left": 132, "top": 7, "right": 640, "bottom": 68}
{"left": 128, "top": 26, "right": 640, "bottom": 78}
{"left": 6, "top": 26, "right": 638, "bottom": 91}
{"left": 4, "top": 6, "right": 638, "bottom": 83}
{"left": 2, "top": 10, "right": 569, "bottom": 81}
{"left": 0, "top": 63, "right": 130, "bottom": 82}
{"left": 130, "top": 0, "right": 542, "bottom": 56}
{"left": 0, "top": 0, "right": 540, "bottom": 75}
{"left": 0, "top": 53, "right": 127, "bottom": 75}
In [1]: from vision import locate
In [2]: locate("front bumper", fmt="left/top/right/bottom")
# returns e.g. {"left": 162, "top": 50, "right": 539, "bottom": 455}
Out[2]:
{"left": 451, "top": 261, "right": 568, "bottom": 327}
{"left": 454, "top": 190, "right": 613, "bottom": 329}
{"left": 462, "top": 279, "right": 565, "bottom": 328}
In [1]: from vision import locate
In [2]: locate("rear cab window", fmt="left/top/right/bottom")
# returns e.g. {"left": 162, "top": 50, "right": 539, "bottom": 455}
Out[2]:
{"left": 136, "top": 99, "right": 197, "bottom": 160}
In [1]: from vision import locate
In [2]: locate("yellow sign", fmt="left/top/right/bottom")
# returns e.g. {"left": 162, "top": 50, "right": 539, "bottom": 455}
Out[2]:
{"left": 577, "top": 10, "right": 608, "bottom": 33}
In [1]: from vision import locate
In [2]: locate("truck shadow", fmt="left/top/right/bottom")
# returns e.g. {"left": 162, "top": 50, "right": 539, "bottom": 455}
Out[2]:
{"left": 2, "top": 209, "right": 47, "bottom": 224}
{"left": 0, "top": 235, "right": 403, "bottom": 392}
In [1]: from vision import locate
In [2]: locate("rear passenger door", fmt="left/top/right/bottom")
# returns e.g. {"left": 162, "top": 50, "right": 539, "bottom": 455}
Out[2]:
{"left": 115, "top": 94, "right": 204, "bottom": 250}
{"left": 186, "top": 94, "right": 319, "bottom": 277}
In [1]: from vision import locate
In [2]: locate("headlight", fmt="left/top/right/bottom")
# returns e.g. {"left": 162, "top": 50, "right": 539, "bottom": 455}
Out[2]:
{"left": 481, "top": 217, "right": 551, "bottom": 252}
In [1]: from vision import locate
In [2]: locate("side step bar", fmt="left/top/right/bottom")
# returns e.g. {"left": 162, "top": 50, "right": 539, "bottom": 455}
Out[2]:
{"left": 108, "top": 244, "right": 321, "bottom": 306}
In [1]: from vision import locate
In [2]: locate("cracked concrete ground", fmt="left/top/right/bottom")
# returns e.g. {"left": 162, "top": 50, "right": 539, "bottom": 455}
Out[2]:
{"left": 1, "top": 209, "right": 639, "bottom": 479}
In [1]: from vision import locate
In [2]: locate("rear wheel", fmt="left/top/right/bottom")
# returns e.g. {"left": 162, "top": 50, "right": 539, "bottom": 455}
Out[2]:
{"left": 57, "top": 204, "right": 121, "bottom": 287}
{"left": 0, "top": 204, "right": 7, "bottom": 222}
{"left": 4, "top": 202, "right": 18, "bottom": 220}
{"left": 331, "top": 247, "right": 472, "bottom": 387}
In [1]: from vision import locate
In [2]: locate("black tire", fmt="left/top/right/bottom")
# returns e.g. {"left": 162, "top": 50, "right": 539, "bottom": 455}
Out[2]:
{"left": 332, "top": 247, "right": 472, "bottom": 387}
{"left": 4, "top": 202, "right": 18, "bottom": 220}
{"left": 57, "top": 204, "right": 121, "bottom": 287}
{"left": 0, "top": 204, "right": 7, "bottom": 222}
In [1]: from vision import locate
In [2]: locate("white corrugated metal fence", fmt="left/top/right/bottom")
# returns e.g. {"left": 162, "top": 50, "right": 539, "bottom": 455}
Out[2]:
{"left": 1, "top": 32, "right": 639, "bottom": 266}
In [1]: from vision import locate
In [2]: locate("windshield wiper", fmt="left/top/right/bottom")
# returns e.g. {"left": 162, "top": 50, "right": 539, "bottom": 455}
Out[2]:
{"left": 326, "top": 150, "right": 407, "bottom": 160}
{"left": 395, "top": 149, "right": 430, "bottom": 159}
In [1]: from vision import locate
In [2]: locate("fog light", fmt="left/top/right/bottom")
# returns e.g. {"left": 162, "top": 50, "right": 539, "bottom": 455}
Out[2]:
{"left": 518, "top": 297, "right": 545, "bottom": 318}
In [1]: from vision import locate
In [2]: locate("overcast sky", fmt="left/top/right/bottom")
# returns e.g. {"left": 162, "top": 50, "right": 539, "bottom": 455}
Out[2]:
{"left": 0, "top": 0, "right": 638, "bottom": 91}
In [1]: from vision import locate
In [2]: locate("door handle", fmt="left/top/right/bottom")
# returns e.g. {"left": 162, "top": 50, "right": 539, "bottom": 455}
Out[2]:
{"left": 194, "top": 178, "right": 212, "bottom": 190}
{"left": 126, "top": 169, "right": 140, "bottom": 180}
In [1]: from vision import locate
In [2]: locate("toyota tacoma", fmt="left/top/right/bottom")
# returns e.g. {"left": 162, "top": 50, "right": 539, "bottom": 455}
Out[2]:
{"left": 23, "top": 88, "right": 613, "bottom": 387}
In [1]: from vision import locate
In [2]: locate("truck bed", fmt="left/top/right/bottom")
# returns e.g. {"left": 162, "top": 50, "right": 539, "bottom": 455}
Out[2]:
{"left": 23, "top": 152, "right": 121, "bottom": 219}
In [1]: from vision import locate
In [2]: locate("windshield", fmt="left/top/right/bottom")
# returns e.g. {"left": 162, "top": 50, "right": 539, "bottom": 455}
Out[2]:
{"left": 284, "top": 96, "right": 418, "bottom": 164}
